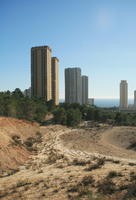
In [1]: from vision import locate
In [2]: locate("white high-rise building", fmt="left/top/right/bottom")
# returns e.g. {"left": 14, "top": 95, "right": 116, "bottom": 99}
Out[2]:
{"left": 134, "top": 90, "right": 136, "bottom": 107}
{"left": 82, "top": 75, "right": 88, "bottom": 105}
{"left": 120, "top": 80, "right": 128, "bottom": 109}
{"left": 65, "top": 68, "right": 82, "bottom": 104}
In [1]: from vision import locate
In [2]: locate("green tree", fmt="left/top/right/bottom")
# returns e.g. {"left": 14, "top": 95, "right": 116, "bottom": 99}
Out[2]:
{"left": 115, "top": 112, "right": 122, "bottom": 125}
{"left": 67, "top": 108, "right": 82, "bottom": 127}
{"left": 47, "top": 99, "right": 55, "bottom": 111}
{"left": 15, "top": 98, "right": 35, "bottom": 121}
{"left": 12, "top": 88, "right": 24, "bottom": 98}
{"left": 53, "top": 107, "right": 67, "bottom": 125}
{"left": 35, "top": 102, "right": 47, "bottom": 122}
{"left": 0, "top": 93, "right": 11, "bottom": 116}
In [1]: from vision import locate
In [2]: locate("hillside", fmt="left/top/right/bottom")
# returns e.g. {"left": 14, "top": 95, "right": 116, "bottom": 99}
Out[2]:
{"left": 0, "top": 118, "right": 136, "bottom": 199}
{"left": 0, "top": 117, "right": 39, "bottom": 173}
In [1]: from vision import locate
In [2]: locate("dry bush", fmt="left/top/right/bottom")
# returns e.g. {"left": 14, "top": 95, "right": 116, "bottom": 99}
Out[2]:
{"left": 0, "top": 169, "right": 19, "bottom": 178}
{"left": 67, "top": 175, "right": 94, "bottom": 199}
{"left": 130, "top": 171, "right": 136, "bottom": 181}
{"left": 23, "top": 135, "right": 42, "bottom": 152}
{"left": 97, "top": 178, "right": 116, "bottom": 195}
{"left": 72, "top": 158, "right": 91, "bottom": 166}
{"left": 11, "top": 135, "right": 22, "bottom": 145}
{"left": 81, "top": 176, "right": 94, "bottom": 186}
{"left": 85, "top": 158, "right": 105, "bottom": 171}
{"left": 122, "top": 182, "right": 136, "bottom": 199}
{"left": 35, "top": 131, "right": 42, "bottom": 138}
{"left": 127, "top": 140, "right": 136, "bottom": 151}
{"left": 128, "top": 162, "right": 136, "bottom": 166}
{"left": 0, "top": 190, "right": 8, "bottom": 198}
{"left": 106, "top": 171, "right": 122, "bottom": 179}
{"left": 11, "top": 132, "right": 42, "bottom": 152}
{"left": 112, "top": 160, "right": 120, "bottom": 164}
{"left": 16, "top": 179, "right": 30, "bottom": 188}
{"left": 46, "top": 150, "right": 63, "bottom": 164}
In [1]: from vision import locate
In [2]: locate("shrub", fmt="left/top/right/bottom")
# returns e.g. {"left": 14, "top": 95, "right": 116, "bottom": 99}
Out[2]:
{"left": 97, "top": 179, "right": 116, "bottom": 195}
{"left": 130, "top": 171, "right": 136, "bottom": 181}
{"left": 12, "top": 135, "right": 22, "bottom": 145}
{"left": 85, "top": 159, "right": 105, "bottom": 171}
{"left": 127, "top": 141, "right": 136, "bottom": 151}
{"left": 123, "top": 183, "right": 136, "bottom": 199}
{"left": 72, "top": 159, "right": 91, "bottom": 166}
{"left": 106, "top": 171, "right": 121, "bottom": 179}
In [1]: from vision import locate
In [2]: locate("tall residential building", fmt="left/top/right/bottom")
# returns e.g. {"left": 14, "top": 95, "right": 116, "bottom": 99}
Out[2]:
{"left": 82, "top": 75, "right": 88, "bottom": 105}
{"left": 120, "top": 80, "right": 128, "bottom": 108}
{"left": 65, "top": 68, "right": 82, "bottom": 104}
{"left": 24, "top": 87, "right": 31, "bottom": 98}
{"left": 134, "top": 90, "right": 136, "bottom": 107}
{"left": 51, "top": 57, "right": 59, "bottom": 105}
{"left": 31, "top": 46, "right": 52, "bottom": 101}
{"left": 88, "top": 98, "right": 94, "bottom": 106}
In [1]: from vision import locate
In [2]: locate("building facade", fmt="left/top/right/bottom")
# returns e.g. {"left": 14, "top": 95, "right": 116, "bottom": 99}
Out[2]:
{"left": 120, "top": 80, "right": 128, "bottom": 109}
{"left": 88, "top": 98, "right": 94, "bottom": 106}
{"left": 51, "top": 57, "right": 59, "bottom": 105}
{"left": 31, "top": 46, "right": 52, "bottom": 101}
{"left": 24, "top": 87, "right": 31, "bottom": 98}
{"left": 31, "top": 46, "right": 59, "bottom": 104}
{"left": 134, "top": 90, "right": 136, "bottom": 107}
{"left": 65, "top": 68, "right": 82, "bottom": 104}
{"left": 82, "top": 75, "right": 88, "bottom": 105}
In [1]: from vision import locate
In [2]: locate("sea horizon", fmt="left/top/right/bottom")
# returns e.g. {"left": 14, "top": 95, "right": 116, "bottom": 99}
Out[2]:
{"left": 59, "top": 98, "right": 134, "bottom": 108}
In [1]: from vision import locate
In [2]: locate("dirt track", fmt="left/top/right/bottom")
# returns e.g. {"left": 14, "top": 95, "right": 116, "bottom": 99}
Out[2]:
{"left": 0, "top": 122, "right": 136, "bottom": 200}
{"left": 60, "top": 126, "right": 136, "bottom": 162}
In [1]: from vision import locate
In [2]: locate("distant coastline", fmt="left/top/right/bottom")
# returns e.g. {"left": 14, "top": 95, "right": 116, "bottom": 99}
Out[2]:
{"left": 59, "top": 99, "right": 134, "bottom": 108}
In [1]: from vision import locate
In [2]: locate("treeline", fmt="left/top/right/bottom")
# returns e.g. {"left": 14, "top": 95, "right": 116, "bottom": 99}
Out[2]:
{"left": 0, "top": 89, "right": 54, "bottom": 122}
{"left": 114, "top": 112, "right": 136, "bottom": 126}
{"left": 53, "top": 103, "right": 115, "bottom": 126}
{"left": 53, "top": 103, "right": 136, "bottom": 126}
{"left": 1, "top": 89, "right": 136, "bottom": 127}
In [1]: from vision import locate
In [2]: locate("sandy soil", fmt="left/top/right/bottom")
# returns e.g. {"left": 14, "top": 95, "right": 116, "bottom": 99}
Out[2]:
{"left": 0, "top": 120, "right": 136, "bottom": 200}
{"left": 0, "top": 117, "right": 39, "bottom": 171}
{"left": 61, "top": 126, "right": 136, "bottom": 161}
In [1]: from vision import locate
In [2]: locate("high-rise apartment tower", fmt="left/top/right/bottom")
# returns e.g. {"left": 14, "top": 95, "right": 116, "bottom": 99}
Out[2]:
{"left": 51, "top": 57, "right": 59, "bottom": 105}
{"left": 120, "top": 80, "right": 128, "bottom": 108}
{"left": 31, "top": 46, "right": 52, "bottom": 101}
{"left": 82, "top": 75, "right": 88, "bottom": 105}
{"left": 134, "top": 90, "right": 136, "bottom": 107}
{"left": 65, "top": 68, "right": 82, "bottom": 104}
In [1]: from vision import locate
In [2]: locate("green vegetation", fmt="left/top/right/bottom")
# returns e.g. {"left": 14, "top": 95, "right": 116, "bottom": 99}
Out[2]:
{"left": 53, "top": 103, "right": 115, "bottom": 127}
{"left": 53, "top": 107, "right": 82, "bottom": 127}
{"left": 1, "top": 89, "right": 136, "bottom": 127}
{"left": 114, "top": 112, "right": 136, "bottom": 126}
{"left": 0, "top": 89, "right": 48, "bottom": 122}
{"left": 54, "top": 102, "right": 136, "bottom": 126}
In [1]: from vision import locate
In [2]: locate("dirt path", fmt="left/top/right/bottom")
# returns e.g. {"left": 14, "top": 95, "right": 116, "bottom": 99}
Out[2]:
{"left": 0, "top": 125, "right": 136, "bottom": 200}
{"left": 60, "top": 126, "right": 136, "bottom": 163}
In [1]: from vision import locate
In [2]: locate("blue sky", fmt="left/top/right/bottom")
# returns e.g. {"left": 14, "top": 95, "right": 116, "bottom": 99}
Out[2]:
{"left": 1, "top": 0, "right": 136, "bottom": 99}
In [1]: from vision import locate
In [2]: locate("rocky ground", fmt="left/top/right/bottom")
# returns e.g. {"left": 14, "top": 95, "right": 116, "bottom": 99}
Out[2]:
{"left": 0, "top": 118, "right": 136, "bottom": 200}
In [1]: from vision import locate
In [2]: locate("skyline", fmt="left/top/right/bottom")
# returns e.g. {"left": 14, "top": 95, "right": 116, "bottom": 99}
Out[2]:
{"left": 1, "top": 0, "right": 136, "bottom": 98}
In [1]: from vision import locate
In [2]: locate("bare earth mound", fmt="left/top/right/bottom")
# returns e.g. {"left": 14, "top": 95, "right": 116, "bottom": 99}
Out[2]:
{"left": 61, "top": 126, "right": 136, "bottom": 161}
{"left": 0, "top": 123, "right": 136, "bottom": 200}
{"left": 0, "top": 117, "right": 39, "bottom": 172}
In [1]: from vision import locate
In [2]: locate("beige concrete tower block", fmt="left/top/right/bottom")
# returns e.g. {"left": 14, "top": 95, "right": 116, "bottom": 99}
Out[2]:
{"left": 51, "top": 57, "right": 59, "bottom": 105}
{"left": 120, "top": 80, "right": 128, "bottom": 108}
{"left": 31, "top": 46, "right": 52, "bottom": 101}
